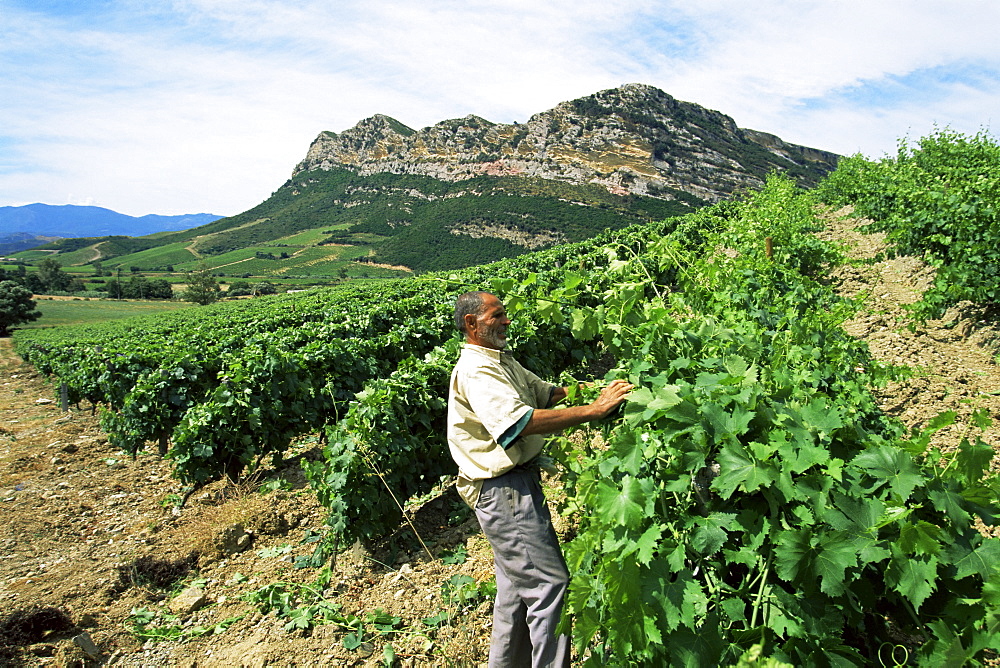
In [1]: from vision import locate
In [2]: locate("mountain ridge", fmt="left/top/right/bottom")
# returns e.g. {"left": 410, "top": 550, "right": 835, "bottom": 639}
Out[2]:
{"left": 0, "top": 204, "right": 222, "bottom": 254}
{"left": 293, "top": 83, "right": 838, "bottom": 203}
{"left": 19, "top": 83, "right": 841, "bottom": 273}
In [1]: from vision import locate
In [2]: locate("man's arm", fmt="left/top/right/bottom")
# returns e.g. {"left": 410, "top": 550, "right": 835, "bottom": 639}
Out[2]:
{"left": 522, "top": 379, "right": 633, "bottom": 436}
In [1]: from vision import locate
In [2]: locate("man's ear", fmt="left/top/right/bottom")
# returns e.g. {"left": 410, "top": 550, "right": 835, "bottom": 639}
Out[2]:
{"left": 464, "top": 312, "right": 478, "bottom": 333}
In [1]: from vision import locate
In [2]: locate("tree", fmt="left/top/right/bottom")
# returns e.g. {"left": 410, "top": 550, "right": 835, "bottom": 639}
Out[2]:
{"left": 226, "top": 280, "right": 251, "bottom": 297}
{"left": 0, "top": 268, "right": 22, "bottom": 287}
{"left": 121, "top": 277, "right": 173, "bottom": 300}
{"left": 24, "top": 273, "right": 44, "bottom": 294}
{"left": 252, "top": 281, "right": 277, "bottom": 296}
{"left": 146, "top": 278, "right": 174, "bottom": 299}
{"left": 0, "top": 280, "right": 41, "bottom": 336}
{"left": 122, "top": 277, "right": 149, "bottom": 299}
{"left": 105, "top": 278, "right": 124, "bottom": 299}
{"left": 182, "top": 265, "right": 221, "bottom": 305}
{"left": 36, "top": 257, "right": 73, "bottom": 293}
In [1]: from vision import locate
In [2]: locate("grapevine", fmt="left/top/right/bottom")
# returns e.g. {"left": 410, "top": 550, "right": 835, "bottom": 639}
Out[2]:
{"left": 9, "top": 157, "right": 999, "bottom": 666}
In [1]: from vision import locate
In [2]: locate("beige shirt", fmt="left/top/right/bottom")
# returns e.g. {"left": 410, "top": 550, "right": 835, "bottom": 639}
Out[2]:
{"left": 447, "top": 343, "right": 554, "bottom": 507}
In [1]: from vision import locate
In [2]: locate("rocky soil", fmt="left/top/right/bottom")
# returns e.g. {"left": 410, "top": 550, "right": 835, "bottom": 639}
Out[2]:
{"left": 0, "top": 350, "right": 501, "bottom": 667}
{"left": 1, "top": 207, "right": 999, "bottom": 667}
{"left": 816, "top": 207, "right": 1000, "bottom": 486}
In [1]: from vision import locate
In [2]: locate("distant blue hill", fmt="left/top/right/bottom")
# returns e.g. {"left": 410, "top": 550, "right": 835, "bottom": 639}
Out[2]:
{"left": 0, "top": 203, "right": 223, "bottom": 253}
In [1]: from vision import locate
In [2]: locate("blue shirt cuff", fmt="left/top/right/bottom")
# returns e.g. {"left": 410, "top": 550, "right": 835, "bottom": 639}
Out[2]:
{"left": 498, "top": 409, "right": 533, "bottom": 450}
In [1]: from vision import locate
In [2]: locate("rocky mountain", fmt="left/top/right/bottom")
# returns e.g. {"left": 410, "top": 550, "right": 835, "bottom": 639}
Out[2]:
{"left": 24, "top": 84, "right": 840, "bottom": 273}
{"left": 295, "top": 83, "right": 838, "bottom": 204}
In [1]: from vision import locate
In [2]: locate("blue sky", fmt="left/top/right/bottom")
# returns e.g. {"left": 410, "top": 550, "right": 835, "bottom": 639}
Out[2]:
{"left": 1, "top": 0, "right": 998, "bottom": 217}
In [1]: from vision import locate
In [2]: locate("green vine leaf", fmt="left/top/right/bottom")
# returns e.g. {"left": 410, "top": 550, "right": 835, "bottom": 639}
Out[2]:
{"left": 595, "top": 476, "right": 651, "bottom": 529}
{"left": 713, "top": 442, "right": 778, "bottom": 498}
{"left": 885, "top": 550, "right": 938, "bottom": 610}
{"left": 948, "top": 539, "right": 1000, "bottom": 580}
{"left": 814, "top": 533, "right": 860, "bottom": 596}
{"left": 852, "top": 445, "right": 924, "bottom": 500}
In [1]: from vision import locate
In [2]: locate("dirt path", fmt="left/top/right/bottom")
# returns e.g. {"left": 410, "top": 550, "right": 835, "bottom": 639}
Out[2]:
{"left": 0, "top": 342, "right": 496, "bottom": 668}
{"left": 818, "top": 207, "right": 1000, "bottom": 486}
{"left": 1, "top": 209, "right": 998, "bottom": 666}
{"left": 77, "top": 245, "right": 103, "bottom": 265}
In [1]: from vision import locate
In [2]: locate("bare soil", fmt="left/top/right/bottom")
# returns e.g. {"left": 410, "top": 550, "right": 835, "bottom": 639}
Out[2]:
{"left": 1, "top": 207, "right": 998, "bottom": 667}
{"left": 816, "top": 207, "right": 1000, "bottom": 484}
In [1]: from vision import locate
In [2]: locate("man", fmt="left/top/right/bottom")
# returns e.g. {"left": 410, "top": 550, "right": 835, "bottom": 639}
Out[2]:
{"left": 447, "top": 291, "right": 632, "bottom": 668}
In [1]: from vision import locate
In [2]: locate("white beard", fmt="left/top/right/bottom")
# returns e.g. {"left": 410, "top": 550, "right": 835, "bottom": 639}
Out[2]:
{"left": 481, "top": 323, "right": 508, "bottom": 350}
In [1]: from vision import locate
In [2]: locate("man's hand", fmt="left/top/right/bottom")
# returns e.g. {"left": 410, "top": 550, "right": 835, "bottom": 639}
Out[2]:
{"left": 589, "top": 379, "right": 634, "bottom": 419}
{"left": 523, "top": 379, "right": 634, "bottom": 436}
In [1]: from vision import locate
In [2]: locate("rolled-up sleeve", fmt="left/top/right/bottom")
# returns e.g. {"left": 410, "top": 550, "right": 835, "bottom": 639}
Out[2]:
{"left": 499, "top": 409, "right": 533, "bottom": 449}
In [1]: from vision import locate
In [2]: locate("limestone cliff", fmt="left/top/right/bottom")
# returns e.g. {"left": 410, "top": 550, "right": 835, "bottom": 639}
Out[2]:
{"left": 293, "top": 83, "right": 839, "bottom": 203}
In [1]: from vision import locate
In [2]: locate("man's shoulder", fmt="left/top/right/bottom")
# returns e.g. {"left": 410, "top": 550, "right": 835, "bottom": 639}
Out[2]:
{"left": 452, "top": 345, "right": 486, "bottom": 380}
{"left": 455, "top": 344, "right": 502, "bottom": 369}
{"left": 452, "top": 345, "right": 514, "bottom": 390}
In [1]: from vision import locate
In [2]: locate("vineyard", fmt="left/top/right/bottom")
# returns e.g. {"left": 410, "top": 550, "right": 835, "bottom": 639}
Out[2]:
{"left": 4, "top": 129, "right": 1000, "bottom": 666}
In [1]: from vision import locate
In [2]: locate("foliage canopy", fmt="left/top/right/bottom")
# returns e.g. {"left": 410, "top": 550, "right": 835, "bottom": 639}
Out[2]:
{"left": 0, "top": 280, "right": 41, "bottom": 336}
{"left": 817, "top": 127, "right": 1000, "bottom": 317}
{"left": 182, "top": 266, "right": 221, "bottom": 305}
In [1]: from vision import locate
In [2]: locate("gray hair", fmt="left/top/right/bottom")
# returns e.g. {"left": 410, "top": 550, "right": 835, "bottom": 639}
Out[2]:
{"left": 454, "top": 291, "right": 491, "bottom": 333}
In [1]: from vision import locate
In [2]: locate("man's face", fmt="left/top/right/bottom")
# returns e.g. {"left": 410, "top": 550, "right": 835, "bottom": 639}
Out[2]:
{"left": 470, "top": 294, "right": 511, "bottom": 350}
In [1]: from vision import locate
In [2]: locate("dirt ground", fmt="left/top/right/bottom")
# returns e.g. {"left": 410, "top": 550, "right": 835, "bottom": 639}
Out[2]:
{"left": 1, "top": 207, "right": 999, "bottom": 667}
{"left": 816, "top": 207, "right": 1000, "bottom": 484}
{"left": 0, "top": 343, "right": 503, "bottom": 667}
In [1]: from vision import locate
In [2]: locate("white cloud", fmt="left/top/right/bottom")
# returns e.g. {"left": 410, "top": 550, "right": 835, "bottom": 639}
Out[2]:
{"left": 1, "top": 0, "right": 998, "bottom": 216}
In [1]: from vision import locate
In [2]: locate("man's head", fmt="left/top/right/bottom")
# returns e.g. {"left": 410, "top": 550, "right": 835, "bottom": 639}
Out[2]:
{"left": 454, "top": 291, "right": 510, "bottom": 350}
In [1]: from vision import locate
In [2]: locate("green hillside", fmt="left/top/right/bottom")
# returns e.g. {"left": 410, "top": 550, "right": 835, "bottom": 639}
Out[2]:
{"left": 172, "top": 169, "right": 704, "bottom": 269}
{"left": 24, "top": 169, "right": 704, "bottom": 276}
{"left": 16, "top": 84, "right": 844, "bottom": 284}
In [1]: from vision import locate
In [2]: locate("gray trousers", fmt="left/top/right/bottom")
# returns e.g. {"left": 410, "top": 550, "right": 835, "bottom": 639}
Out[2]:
{"left": 475, "top": 467, "right": 571, "bottom": 668}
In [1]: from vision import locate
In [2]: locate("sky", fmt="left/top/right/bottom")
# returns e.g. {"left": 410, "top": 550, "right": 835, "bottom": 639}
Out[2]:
{"left": 1, "top": 0, "right": 998, "bottom": 218}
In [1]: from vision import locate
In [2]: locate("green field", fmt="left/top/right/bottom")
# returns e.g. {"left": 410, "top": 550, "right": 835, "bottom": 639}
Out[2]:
{"left": 274, "top": 226, "right": 346, "bottom": 245}
{"left": 171, "top": 246, "right": 292, "bottom": 272}
{"left": 19, "top": 298, "right": 194, "bottom": 328}
{"left": 7, "top": 221, "right": 407, "bottom": 286}
{"left": 102, "top": 241, "right": 198, "bottom": 270}
{"left": 45, "top": 245, "right": 101, "bottom": 266}
{"left": 9, "top": 250, "right": 57, "bottom": 261}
